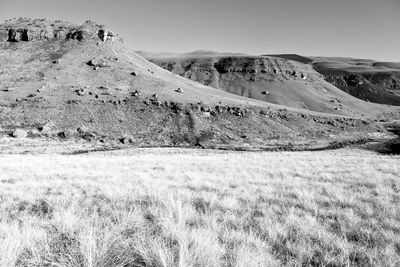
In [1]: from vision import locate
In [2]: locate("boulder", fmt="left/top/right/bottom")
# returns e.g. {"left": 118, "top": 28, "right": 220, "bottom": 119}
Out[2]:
{"left": 12, "top": 129, "right": 28, "bottom": 139}
{"left": 87, "top": 57, "right": 111, "bottom": 68}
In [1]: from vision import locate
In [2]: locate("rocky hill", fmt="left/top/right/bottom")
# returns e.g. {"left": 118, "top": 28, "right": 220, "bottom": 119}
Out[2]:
{"left": 138, "top": 51, "right": 397, "bottom": 116}
{"left": 0, "top": 18, "right": 399, "bottom": 150}
{"left": 267, "top": 54, "right": 400, "bottom": 105}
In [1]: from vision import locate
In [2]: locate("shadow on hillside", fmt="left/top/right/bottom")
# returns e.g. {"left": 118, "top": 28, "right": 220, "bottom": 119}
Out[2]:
{"left": 363, "top": 139, "right": 400, "bottom": 155}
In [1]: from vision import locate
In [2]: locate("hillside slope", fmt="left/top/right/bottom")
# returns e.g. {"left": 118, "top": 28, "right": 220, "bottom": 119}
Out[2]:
{"left": 0, "top": 18, "right": 399, "bottom": 150}
{"left": 267, "top": 54, "right": 400, "bottom": 105}
{"left": 139, "top": 51, "right": 397, "bottom": 116}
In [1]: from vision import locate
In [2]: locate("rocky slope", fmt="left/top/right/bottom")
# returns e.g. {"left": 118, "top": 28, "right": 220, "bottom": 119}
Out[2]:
{"left": 267, "top": 54, "right": 400, "bottom": 105}
{"left": 0, "top": 18, "right": 399, "bottom": 150}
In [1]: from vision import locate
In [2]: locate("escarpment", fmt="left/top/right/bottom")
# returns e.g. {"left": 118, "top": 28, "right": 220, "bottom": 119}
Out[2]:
{"left": 0, "top": 18, "right": 119, "bottom": 43}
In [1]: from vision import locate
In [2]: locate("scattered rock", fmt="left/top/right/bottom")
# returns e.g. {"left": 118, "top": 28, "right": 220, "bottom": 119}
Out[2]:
{"left": 12, "top": 129, "right": 28, "bottom": 139}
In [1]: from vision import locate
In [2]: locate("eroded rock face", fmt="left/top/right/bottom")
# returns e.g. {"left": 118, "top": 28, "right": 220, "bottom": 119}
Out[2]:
{"left": 0, "top": 19, "right": 119, "bottom": 43}
{"left": 6, "top": 28, "right": 54, "bottom": 42}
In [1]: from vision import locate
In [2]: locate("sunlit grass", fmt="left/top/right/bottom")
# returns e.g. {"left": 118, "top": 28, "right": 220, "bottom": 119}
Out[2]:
{"left": 0, "top": 148, "right": 399, "bottom": 266}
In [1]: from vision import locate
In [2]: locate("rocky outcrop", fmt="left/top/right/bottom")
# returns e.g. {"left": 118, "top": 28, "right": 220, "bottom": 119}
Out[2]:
{"left": 6, "top": 28, "right": 54, "bottom": 42}
{"left": 98, "top": 29, "right": 116, "bottom": 42}
{"left": 66, "top": 29, "right": 89, "bottom": 41}
{"left": 0, "top": 19, "right": 119, "bottom": 43}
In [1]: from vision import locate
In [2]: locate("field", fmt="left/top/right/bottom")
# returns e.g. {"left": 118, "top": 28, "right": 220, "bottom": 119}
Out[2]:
{"left": 0, "top": 147, "right": 399, "bottom": 267}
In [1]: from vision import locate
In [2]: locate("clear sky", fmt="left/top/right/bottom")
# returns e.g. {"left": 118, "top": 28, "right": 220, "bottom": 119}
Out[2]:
{"left": 1, "top": 0, "right": 399, "bottom": 61}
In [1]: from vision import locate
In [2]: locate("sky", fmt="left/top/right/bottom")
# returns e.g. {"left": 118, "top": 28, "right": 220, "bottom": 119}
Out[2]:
{"left": 1, "top": 0, "right": 399, "bottom": 61}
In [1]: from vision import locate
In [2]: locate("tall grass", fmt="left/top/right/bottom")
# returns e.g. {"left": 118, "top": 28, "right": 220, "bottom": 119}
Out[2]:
{"left": 0, "top": 148, "right": 399, "bottom": 266}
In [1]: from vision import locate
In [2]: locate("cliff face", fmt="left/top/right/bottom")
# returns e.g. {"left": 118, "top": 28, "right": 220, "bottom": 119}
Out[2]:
{"left": 0, "top": 18, "right": 119, "bottom": 43}
{"left": 316, "top": 69, "right": 400, "bottom": 106}
{"left": 147, "top": 55, "right": 315, "bottom": 90}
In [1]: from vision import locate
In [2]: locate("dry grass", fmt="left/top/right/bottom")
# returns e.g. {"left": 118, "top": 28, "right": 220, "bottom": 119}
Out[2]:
{"left": 0, "top": 147, "right": 399, "bottom": 267}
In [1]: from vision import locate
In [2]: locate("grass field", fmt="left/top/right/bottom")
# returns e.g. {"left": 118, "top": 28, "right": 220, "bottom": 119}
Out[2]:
{"left": 0, "top": 148, "right": 399, "bottom": 267}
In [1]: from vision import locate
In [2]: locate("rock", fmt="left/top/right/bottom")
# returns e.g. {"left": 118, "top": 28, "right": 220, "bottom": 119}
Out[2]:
{"left": 66, "top": 30, "right": 88, "bottom": 41}
{"left": 57, "top": 131, "right": 70, "bottom": 139}
{"left": 119, "top": 137, "right": 133, "bottom": 144}
{"left": 261, "top": 91, "right": 270, "bottom": 95}
{"left": 2, "top": 87, "right": 12, "bottom": 92}
{"left": 175, "top": 88, "right": 183, "bottom": 93}
{"left": 131, "top": 71, "right": 138, "bottom": 76}
{"left": 87, "top": 57, "right": 111, "bottom": 68}
{"left": 12, "top": 129, "right": 28, "bottom": 139}
{"left": 77, "top": 126, "right": 90, "bottom": 135}
{"left": 131, "top": 90, "right": 140, "bottom": 97}
{"left": 38, "top": 122, "right": 54, "bottom": 133}
{"left": 98, "top": 29, "right": 116, "bottom": 42}
{"left": 54, "top": 30, "right": 66, "bottom": 39}
{"left": 203, "top": 112, "right": 211, "bottom": 118}
{"left": 75, "top": 89, "right": 85, "bottom": 96}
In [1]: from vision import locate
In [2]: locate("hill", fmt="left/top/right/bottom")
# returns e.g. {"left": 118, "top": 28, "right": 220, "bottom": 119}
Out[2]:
{"left": 0, "top": 18, "right": 399, "bottom": 150}
{"left": 268, "top": 54, "right": 400, "bottom": 105}
{"left": 138, "top": 51, "right": 397, "bottom": 116}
